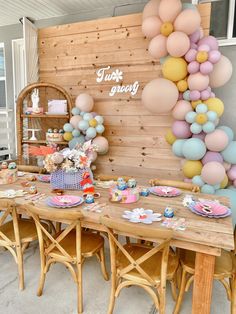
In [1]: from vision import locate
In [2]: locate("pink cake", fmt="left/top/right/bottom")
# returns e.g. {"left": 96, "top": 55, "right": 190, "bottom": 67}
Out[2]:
{"left": 109, "top": 186, "right": 139, "bottom": 204}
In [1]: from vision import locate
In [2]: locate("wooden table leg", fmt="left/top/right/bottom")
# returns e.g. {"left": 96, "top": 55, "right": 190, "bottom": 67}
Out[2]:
{"left": 192, "top": 252, "right": 215, "bottom": 314}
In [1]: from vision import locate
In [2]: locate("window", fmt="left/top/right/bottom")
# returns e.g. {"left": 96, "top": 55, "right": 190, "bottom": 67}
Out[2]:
{"left": 0, "top": 43, "right": 7, "bottom": 108}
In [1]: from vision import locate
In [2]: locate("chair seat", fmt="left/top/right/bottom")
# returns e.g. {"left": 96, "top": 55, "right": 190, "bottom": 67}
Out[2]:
{"left": 49, "top": 230, "right": 104, "bottom": 259}
{"left": 0, "top": 218, "right": 42, "bottom": 243}
{"left": 180, "top": 249, "right": 234, "bottom": 276}
{"left": 117, "top": 244, "right": 179, "bottom": 285}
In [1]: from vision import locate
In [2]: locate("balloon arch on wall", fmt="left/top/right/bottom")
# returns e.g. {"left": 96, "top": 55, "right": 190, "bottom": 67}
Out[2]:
{"left": 141, "top": 0, "right": 235, "bottom": 198}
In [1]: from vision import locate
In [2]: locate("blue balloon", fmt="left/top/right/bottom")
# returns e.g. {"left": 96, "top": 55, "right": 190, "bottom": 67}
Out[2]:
{"left": 63, "top": 123, "right": 73, "bottom": 132}
{"left": 185, "top": 111, "right": 197, "bottom": 123}
{"left": 202, "top": 121, "right": 215, "bottom": 133}
{"left": 192, "top": 175, "right": 204, "bottom": 187}
{"left": 83, "top": 113, "right": 93, "bottom": 121}
{"left": 182, "top": 138, "right": 206, "bottom": 160}
{"left": 201, "top": 184, "right": 215, "bottom": 195}
{"left": 183, "top": 90, "right": 191, "bottom": 101}
{"left": 222, "top": 141, "right": 236, "bottom": 164}
{"left": 86, "top": 127, "right": 97, "bottom": 139}
{"left": 78, "top": 120, "right": 89, "bottom": 131}
{"left": 72, "top": 129, "right": 80, "bottom": 137}
{"left": 80, "top": 111, "right": 85, "bottom": 117}
{"left": 172, "top": 139, "right": 186, "bottom": 158}
{"left": 216, "top": 188, "right": 236, "bottom": 226}
{"left": 196, "top": 104, "right": 207, "bottom": 114}
{"left": 96, "top": 124, "right": 105, "bottom": 134}
{"left": 213, "top": 184, "right": 220, "bottom": 190}
{"left": 71, "top": 107, "right": 80, "bottom": 116}
{"left": 160, "top": 56, "right": 170, "bottom": 64}
{"left": 95, "top": 115, "right": 104, "bottom": 124}
{"left": 218, "top": 126, "right": 234, "bottom": 142}
{"left": 190, "top": 123, "right": 202, "bottom": 134}
{"left": 206, "top": 111, "right": 217, "bottom": 122}
{"left": 69, "top": 135, "right": 85, "bottom": 149}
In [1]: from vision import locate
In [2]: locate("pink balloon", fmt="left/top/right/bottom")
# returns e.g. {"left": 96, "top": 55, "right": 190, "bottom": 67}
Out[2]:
{"left": 142, "top": 0, "right": 161, "bottom": 20}
{"left": 188, "top": 73, "right": 209, "bottom": 91}
{"left": 159, "top": 0, "right": 182, "bottom": 23}
{"left": 208, "top": 50, "right": 221, "bottom": 64}
{"left": 223, "top": 162, "right": 231, "bottom": 171}
{"left": 148, "top": 34, "right": 167, "bottom": 59}
{"left": 198, "top": 36, "right": 218, "bottom": 51}
{"left": 185, "top": 49, "right": 197, "bottom": 62}
{"left": 201, "top": 161, "right": 226, "bottom": 185}
{"left": 227, "top": 165, "right": 236, "bottom": 181}
{"left": 200, "top": 89, "right": 211, "bottom": 100}
{"left": 211, "top": 92, "right": 216, "bottom": 98}
{"left": 205, "top": 129, "right": 229, "bottom": 152}
{"left": 142, "top": 16, "right": 162, "bottom": 38}
{"left": 202, "top": 151, "right": 224, "bottom": 165}
{"left": 75, "top": 93, "right": 94, "bottom": 112}
{"left": 172, "top": 120, "right": 192, "bottom": 139}
{"left": 70, "top": 115, "right": 82, "bottom": 129}
{"left": 189, "top": 90, "right": 200, "bottom": 101}
{"left": 200, "top": 61, "right": 213, "bottom": 75}
{"left": 172, "top": 100, "right": 192, "bottom": 120}
{"left": 174, "top": 9, "right": 201, "bottom": 35}
{"left": 189, "top": 29, "right": 201, "bottom": 43}
{"left": 192, "top": 132, "right": 206, "bottom": 141}
{"left": 92, "top": 136, "right": 109, "bottom": 154}
{"left": 188, "top": 61, "right": 200, "bottom": 74}
{"left": 209, "top": 55, "right": 233, "bottom": 88}
{"left": 167, "top": 31, "right": 190, "bottom": 57}
{"left": 198, "top": 44, "right": 210, "bottom": 52}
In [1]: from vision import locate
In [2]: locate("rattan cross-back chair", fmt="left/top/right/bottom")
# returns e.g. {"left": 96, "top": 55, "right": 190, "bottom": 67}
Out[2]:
{"left": 100, "top": 215, "right": 179, "bottom": 314}
{"left": 25, "top": 204, "right": 109, "bottom": 314}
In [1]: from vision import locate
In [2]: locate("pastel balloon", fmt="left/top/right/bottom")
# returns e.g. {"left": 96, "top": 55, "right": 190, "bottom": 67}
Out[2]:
{"left": 206, "top": 111, "right": 217, "bottom": 122}
{"left": 220, "top": 175, "right": 229, "bottom": 189}
{"left": 176, "top": 80, "right": 188, "bottom": 92}
{"left": 202, "top": 121, "right": 215, "bottom": 134}
{"left": 205, "top": 129, "right": 229, "bottom": 152}
{"left": 190, "top": 123, "right": 202, "bottom": 134}
{"left": 92, "top": 136, "right": 109, "bottom": 154}
{"left": 162, "top": 57, "right": 188, "bottom": 82}
{"left": 200, "top": 90, "right": 211, "bottom": 100}
{"left": 142, "top": 16, "right": 162, "bottom": 38}
{"left": 83, "top": 113, "right": 93, "bottom": 121}
{"left": 174, "top": 9, "right": 201, "bottom": 35}
{"left": 75, "top": 93, "right": 94, "bottom": 112}
{"left": 183, "top": 90, "right": 190, "bottom": 101}
{"left": 192, "top": 131, "right": 206, "bottom": 141}
{"left": 142, "top": 78, "right": 179, "bottom": 113}
{"left": 78, "top": 120, "right": 89, "bottom": 131}
{"left": 192, "top": 175, "right": 204, "bottom": 187}
{"left": 201, "top": 161, "right": 225, "bottom": 185}
{"left": 148, "top": 35, "right": 167, "bottom": 59}
{"left": 72, "top": 129, "right": 80, "bottom": 137}
{"left": 189, "top": 90, "right": 200, "bottom": 101}
{"left": 142, "top": 0, "right": 161, "bottom": 20}
{"left": 204, "top": 98, "right": 224, "bottom": 117}
{"left": 182, "top": 160, "right": 203, "bottom": 178}
{"left": 185, "top": 111, "right": 197, "bottom": 123}
{"left": 198, "top": 36, "right": 218, "bottom": 51}
{"left": 70, "top": 115, "right": 82, "bottom": 129}
{"left": 89, "top": 151, "right": 98, "bottom": 163}
{"left": 185, "top": 49, "right": 197, "bottom": 62}
{"left": 95, "top": 115, "right": 104, "bottom": 124}
{"left": 222, "top": 141, "right": 236, "bottom": 164}
{"left": 165, "top": 129, "right": 176, "bottom": 145}
{"left": 209, "top": 55, "right": 233, "bottom": 88}
{"left": 208, "top": 50, "right": 221, "bottom": 64}
{"left": 172, "top": 100, "right": 192, "bottom": 120}
{"left": 227, "top": 165, "right": 236, "bottom": 181}
{"left": 200, "top": 61, "right": 213, "bottom": 75}
{"left": 71, "top": 107, "right": 80, "bottom": 116}
{"left": 159, "top": 0, "right": 182, "bottom": 22}
{"left": 63, "top": 123, "right": 73, "bottom": 132}
{"left": 187, "top": 73, "right": 209, "bottom": 91}
{"left": 201, "top": 184, "right": 215, "bottom": 195}
{"left": 188, "top": 61, "right": 200, "bottom": 74}
{"left": 96, "top": 124, "right": 105, "bottom": 134}
{"left": 172, "top": 120, "right": 192, "bottom": 139}
{"left": 89, "top": 118, "right": 98, "bottom": 127}
{"left": 166, "top": 32, "right": 190, "bottom": 57}
{"left": 218, "top": 126, "right": 234, "bottom": 142}
{"left": 63, "top": 132, "right": 73, "bottom": 142}
{"left": 202, "top": 151, "right": 224, "bottom": 165}
{"left": 182, "top": 138, "right": 206, "bottom": 160}
{"left": 86, "top": 127, "right": 97, "bottom": 139}
{"left": 172, "top": 139, "right": 186, "bottom": 157}
{"left": 189, "top": 29, "right": 202, "bottom": 43}
{"left": 223, "top": 162, "right": 232, "bottom": 171}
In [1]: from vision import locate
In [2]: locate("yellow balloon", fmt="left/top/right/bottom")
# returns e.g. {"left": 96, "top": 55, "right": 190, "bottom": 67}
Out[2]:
{"left": 89, "top": 118, "right": 98, "bottom": 127}
{"left": 220, "top": 175, "right": 228, "bottom": 189}
{"left": 165, "top": 129, "right": 176, "bottom": 145}
{"left": 196, "top": 113, "right": 207, "bottom": 125}
{"left": 182, "top": 160, "right": 202, "bottom": 179}
{"left": 63, "top": 132, "right": 73, "bottom": 141}
{"left": 177, "top": 79, "right": 188, "bottom": 92}
{"left": 204, "top": 98, "right": 224, "bottom": 117}
{"left": 191, "top": 100, "right": 202, "bottom": 109}
{"left": 162, "top": 57, "right": 188, "bottom": 82}
{"left": 161, "top": 22, "right": 174, "bottom": 37}
{"left": 196, "top": 51, "right": 208, "bottom": 63}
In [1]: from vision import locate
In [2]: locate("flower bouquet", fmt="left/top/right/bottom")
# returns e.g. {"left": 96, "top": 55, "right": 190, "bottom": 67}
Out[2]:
{"left": 44, "top": 141, "right": 96, "bottom": 190}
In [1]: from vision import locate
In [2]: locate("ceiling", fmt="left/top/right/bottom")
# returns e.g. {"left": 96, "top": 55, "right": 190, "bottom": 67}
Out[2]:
{"left": 0, "top": 0, "right": 147, "bottom": 27}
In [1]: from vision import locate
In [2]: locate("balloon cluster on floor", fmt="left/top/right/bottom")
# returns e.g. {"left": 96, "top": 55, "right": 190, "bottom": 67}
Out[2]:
{"left": 141, "top": 0, "right": 235, "bottom": 196}
{"left": 63, "top": 93, "right": 109, "bottom": 161}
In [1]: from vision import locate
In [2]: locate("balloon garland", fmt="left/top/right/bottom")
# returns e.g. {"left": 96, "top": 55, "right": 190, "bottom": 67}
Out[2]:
{"left": 141, "top": 0, "right": 235, "bottom": 195}
{"left": 63, "top": 93, "right": 109, "bottom": 161}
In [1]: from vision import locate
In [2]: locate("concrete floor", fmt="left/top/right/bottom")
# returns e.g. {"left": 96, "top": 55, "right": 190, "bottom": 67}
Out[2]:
{"left": 0, "top": 242, "right": 230, "bottom": 314}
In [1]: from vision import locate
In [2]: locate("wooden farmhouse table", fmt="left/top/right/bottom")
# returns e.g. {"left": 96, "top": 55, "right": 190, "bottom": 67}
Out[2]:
{"left": 0, "top": 179, "right": 234, "bottom": 314}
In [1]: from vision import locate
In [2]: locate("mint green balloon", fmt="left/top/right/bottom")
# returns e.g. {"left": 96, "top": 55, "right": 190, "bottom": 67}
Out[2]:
{"left": 196, "top": 103, "right": 207, "bottom": 114}
{"left": 218, "top": 126, "right": 234, "bottom": 142}
{"left": 222, "top": 141, "right": 236, "bottom": 164}
{"left": 185, "top": 111, "right": 197, "bottom": 123}
{"left": 86, "top": 127, "right": 97, "bottom": 139}
{"left": 63, "top": 123, "right": 73, "bottom": 132}
{"left": 201, "top": 184, "right": 215, "bottom": 194}
{"left": 202, "top": 121, "right": 215, "bottom": 133}
{"left": 182, "top": 138, "right": 206, "bottom": 160}
{"left": 192, "top": 175, "right": 204, "bottom": 187}
{"left": 190, "top": 123, "right": 202, "bottom": 134}
{"left": 206, "top": 111, "right": 217, "bottom": 122}
{"left": 96, "top": 124, "right": 105, "bottom": 134}
{"left": 172, "top": 139, "right": 186, "bottom": 158}
{"left": 72, "top": 129, "right": 80, "bottom": 137}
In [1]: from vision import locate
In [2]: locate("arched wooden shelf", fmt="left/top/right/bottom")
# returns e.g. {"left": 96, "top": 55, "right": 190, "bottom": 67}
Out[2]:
{"left": 16, "top": 82, "right": 73, "bottom": 169}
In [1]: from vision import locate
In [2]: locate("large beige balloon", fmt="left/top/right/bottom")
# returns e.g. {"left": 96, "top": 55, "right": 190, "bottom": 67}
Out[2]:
{"left": 159, "top": 0, "right": 182, "bottom": 23}
{"left": 142, "top": 16, "right": 162, "bottom": 38}
{"left": 209, "top": 55, "right": 233, "bottom": 88}
{"left": 75, "top": 93, "right": 94, "bottom": 112}
{"left": 188, "top": 73, "right": 209, "bottom": 91}
{"left": 142, "top": 78, "right": 179, "bottom": 114}
{"left": 167, "top": 31, "right": 190, "bottom": 57}
{"left": 172, "top": 100, "right": 192, "bottom": 120}
{"left": 92, "top": 136, "right": 109, "bottom": 155}
{"left": 148, "top": 34, "right": 167, "bottom": 59}
{"left": 174, "top": 9, "right": 201, "bottom": 35}
{"left": 142, "top": 0, "right": 161, "bottom": 20}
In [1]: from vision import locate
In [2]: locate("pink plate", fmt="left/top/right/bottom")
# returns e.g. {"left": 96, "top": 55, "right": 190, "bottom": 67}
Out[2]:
{"left": 50, "top": 195, "right": 83, "bottom": 206}
{"left": 150, "top": 186, "right": 181, "bottom": 197}
{"left": 194, "top": 201, "right": 228, "bottom": 216}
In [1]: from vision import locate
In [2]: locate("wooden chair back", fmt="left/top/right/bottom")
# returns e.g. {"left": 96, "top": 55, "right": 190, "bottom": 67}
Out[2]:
{"left": 100, "top": 215, "right": 173, "bottom": 307}
{"left": 149, "top": 178, "right": 200, "bottom": 192}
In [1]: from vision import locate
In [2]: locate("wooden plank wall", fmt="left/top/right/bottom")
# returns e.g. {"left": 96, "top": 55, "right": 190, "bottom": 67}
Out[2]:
{"left": 39, "top": 4, "right": 211, "bottom": 184}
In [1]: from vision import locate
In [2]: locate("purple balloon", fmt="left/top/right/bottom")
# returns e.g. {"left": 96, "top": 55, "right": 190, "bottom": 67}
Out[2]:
{"left": 208, "top": 50, "right": 221, "bottom": 64}
{"left": 198, "top": 44, "right": 210, "bottom": 52}
{"left": 185, "top": 49, "right": 197, "bottom": 62}
{"left": 198, "top": 36, "right": 219, "bottom": 51}
{"left": 90, "top": 112, "right": 98, "bottom": 118}
{"left": 172, "top": 121, "right": 192, "bottom": 139}
{"left": 192, "top": 131, "right": 206, "bottom": 141}
{"left": 202, "top": 151, "right": 224, "bottom": 165}
{"left": 190, "top": 90, "right": 201, "bottom": 101}
{"left": 188, "top": 61, "right": 200, "bottom": 74}
{"left": 189, "top": 29, "right": 201, "bottom": 43}
{"left": 227, "top": 165, "right": 236, "bottom": 180}
{"left": 200, "top": 61, "right": 213, "bottom": 75}
{"left": 201, "top": 89, "right": 211, "bottom": 100}
{"left": 190, "top": 43, "right": 198, "bottom": 50}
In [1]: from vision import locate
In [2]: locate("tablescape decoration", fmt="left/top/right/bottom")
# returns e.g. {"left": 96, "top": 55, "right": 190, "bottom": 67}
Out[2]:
{"left": 94, "top": 180, "right": 116, "bottom": 189}
{"left": 28, "top": 185, "right": 38, "bottom": 194}
{"left": 149, "top": 186, "right": 181, "bottom": 197}
{"left": 45, "top": 195, "right": 84, "bottom": 208}
{"left": 162, "top": 217, "right": 186, "bottom": 231}
{"left": 37, "top": 174, "right": 51, "bottom": 183}
{"left": 0, "top": 162, "right": 18, "bottom": 185}
{"left": 85, "top": 194, "right": 95, "bottom": 204}
{"left": 140, "top": 188, "right": 150, "bottom": 197}
{"left": 44, "top": 140, "right": 96, "bottom": 190}
{"left": 164, "top": 207, "right": 175, "bottom": 218}
{"left": 0, "top": 189, "right": 27, "bottom": 198}
{"left": 142, "top": 0, "right": 234, "bottom": 196}
{"left": 122, "top": 208, "right": 162, "bottom": 224}
{"left": 109, "top": 178, "right": 139, "bottom": 204}
{"left": 83, "top": 202, "right": 107, "bottom": 213}
{"left": 80, "top": 171, "right": 95, "bottom": 195}
{"left": 127, "top": 178, "right": 137, "bottom": 188}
